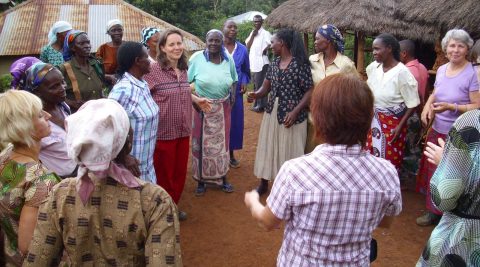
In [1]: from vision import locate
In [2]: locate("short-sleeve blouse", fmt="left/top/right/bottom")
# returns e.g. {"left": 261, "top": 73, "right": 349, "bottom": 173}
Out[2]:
{"left": 265, "top": 57, "right": 313, "bottom": 124}
{"left": 39, "top": 45, "right": 64, "bottom": 67}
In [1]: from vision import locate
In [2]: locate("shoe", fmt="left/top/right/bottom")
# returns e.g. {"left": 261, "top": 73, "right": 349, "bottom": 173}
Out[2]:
{"left": 195, "top": 183, "right": 206, "bottom": 196}
{"left": 221, "top": 182, "right": 234, "bottom": 193}
{"left": 178, "top": 210, "right": 187, "bottom": 221}
{"left": 229, "top": 158, "right": 240, "bottom": 168}
{"left": 416, "top": 212, "right": 441, "bottom": 226}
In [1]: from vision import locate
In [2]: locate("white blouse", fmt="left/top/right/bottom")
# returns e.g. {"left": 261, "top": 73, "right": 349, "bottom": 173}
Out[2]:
{"left": 366, "top": 62, "right": 420, "bottom": 108}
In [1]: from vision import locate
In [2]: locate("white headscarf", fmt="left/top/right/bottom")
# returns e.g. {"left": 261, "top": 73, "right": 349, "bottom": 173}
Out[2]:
{"left": 65, "top": 99, "right": 139, "bottom": 204}
{"left": 47, "top": 21, "right": 73, "bottom": 45}
{"left": 106, "top": 19, "right": 123, "bottom": 33}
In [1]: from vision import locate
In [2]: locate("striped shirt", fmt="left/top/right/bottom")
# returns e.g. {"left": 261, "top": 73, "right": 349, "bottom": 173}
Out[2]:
{"left": 144, "top": 63, "right": 192, "bottom": 140}
{"left": 109, "top": 72, "right": 159, "bottom": 184}
{"left": 267, "top": 144, "right": 402, "bottom": 267}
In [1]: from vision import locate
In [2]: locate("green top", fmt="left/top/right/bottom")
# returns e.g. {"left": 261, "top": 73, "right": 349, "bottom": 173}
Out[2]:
{"left": 188, "top": 50, "right": 238, "bottom": 99}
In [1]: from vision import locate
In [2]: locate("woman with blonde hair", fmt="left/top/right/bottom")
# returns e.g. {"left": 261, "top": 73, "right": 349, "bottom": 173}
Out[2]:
{"left": 0, "top": 90, "right": 60, "bottom": 266}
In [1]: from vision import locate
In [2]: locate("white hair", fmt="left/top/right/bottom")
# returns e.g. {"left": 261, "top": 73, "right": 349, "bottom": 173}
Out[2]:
{"left": 441, "top": 29, "right": 474, "bottom": 52}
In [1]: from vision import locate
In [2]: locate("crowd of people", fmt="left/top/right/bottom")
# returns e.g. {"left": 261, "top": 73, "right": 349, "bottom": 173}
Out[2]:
{"left": 0, "top": 14, "right": 479, "bottom": 266}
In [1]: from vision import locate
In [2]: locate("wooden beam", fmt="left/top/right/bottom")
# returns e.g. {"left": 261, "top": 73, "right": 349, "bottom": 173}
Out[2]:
{"left": 357, "top": 31, "right": 366, "bottom": 77}
{"left": 303, "top": 32, "right": 309, "bottom": 54}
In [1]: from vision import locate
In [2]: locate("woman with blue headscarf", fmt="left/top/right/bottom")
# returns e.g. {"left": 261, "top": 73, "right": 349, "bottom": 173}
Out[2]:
{"left": 188, "top": 29, "right": 238, "bottom": 195}
{"left": 305, "top": 24, "right": 358, "bottom": 153}
{"left": 40, "top": 21, "right": 72, "bottom": 66}
{"left": 59, "top": 30, "right": 106, "bottom": 112}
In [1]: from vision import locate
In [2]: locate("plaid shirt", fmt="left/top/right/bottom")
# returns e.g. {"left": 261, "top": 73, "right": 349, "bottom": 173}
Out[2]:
{"left": 144, "top": 63, "right": 192, "bottom": 140}
{"left": 109, "top": 73, "right": 159, "bottom": 184}
{"left": 267, "top": 144, "right": 402, "bottom": 267}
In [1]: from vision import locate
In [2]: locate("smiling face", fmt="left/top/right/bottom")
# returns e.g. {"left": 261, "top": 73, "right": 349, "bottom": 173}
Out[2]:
{"left": 372, "top": 38, "right": 391, "bottom": 63}
{"left": 270, "top": 34, "right": 283, "bottom": 56}
{"left": 223, "top": 20, "right": 237, "bottom": 40}
{"left": 108, "top": 24, "right": 124, "bottom": 43}
{"left": 35, "top": 68, "right": 67, "bottom": 105}
{"left": 446, "top": 39, "right": 469, "bottom": 64}
{"left": 206, "top": 32, "right": 223, "bottom": 55}
{"left": 71, "top": 33, "right": 91, "bottom": 58}
{"left": 32, "top": 110, "right": 51, "bottom": 140}
{"left": 161, "top": 33, "right": 184, "bottom": 63}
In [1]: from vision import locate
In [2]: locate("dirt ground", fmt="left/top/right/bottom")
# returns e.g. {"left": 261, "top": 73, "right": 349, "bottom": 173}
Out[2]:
{"left": 178, "top": 99, "right": 434, "bottom": 267}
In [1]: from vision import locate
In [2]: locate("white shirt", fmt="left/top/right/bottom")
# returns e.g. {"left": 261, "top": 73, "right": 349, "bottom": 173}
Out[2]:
{"left": 245, "top": 27, "right": 272, "bottom": 72}
{"left": 366, "top": 62, "right": 420, "bottom": 108}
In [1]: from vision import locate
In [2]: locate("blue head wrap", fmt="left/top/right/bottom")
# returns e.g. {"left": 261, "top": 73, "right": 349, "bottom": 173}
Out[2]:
{"left": 317, "top": 24, "right": 345, "bottom": 54}
{"left": 203, "top": 29, "right": 229, "bottom": 62}
{"left": 24, "top": 62, "right": 55, "bottom": 92}
{"left": 62, "top": 30, "right": 87, "bottom": 61}
{"left": 141, "top": 27, "right": 161, "bottom": 47}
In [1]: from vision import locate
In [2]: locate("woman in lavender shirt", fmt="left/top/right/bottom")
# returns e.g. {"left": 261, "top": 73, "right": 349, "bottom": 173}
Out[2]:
{"left": 416, "top": 29, "right": 480, "bottom": 226}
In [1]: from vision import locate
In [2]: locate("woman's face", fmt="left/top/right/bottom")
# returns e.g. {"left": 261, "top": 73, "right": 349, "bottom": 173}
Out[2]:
{"left": 35, "top": 69, "right": 67, "bottom": 105}
{"left": 314, "top": 32, "right": 329, "bottom": 53}
{"left": 32, "top": 110, "right": 51, "bottom": 140}
{"left": 137, "top": 47, "right": 151, "bottom": 75}
{"left": 206, "top": 32, "right": 223, "bottom": 54}
{"left": 147, "top": 32, "right": 161, "bottom": 53}
{"left": 57, "top": 30, "right": 69, "bottom": 44}
{"left": 270, "top": 35, "right": 283, "bottom": 56}
{"left": 72, "top": 34, "right": 91, "bottom": 58}
{"left": 108, "top": 25, "right": 123, "bottom": 43}
{"left": 446, "top": 39, "right": 469, "bottom": 64}
{"left": 161, "top": 33, "right": 184, "bottom": 63}
{"left": 372, "top": 38, "right": 390, "bottom": 63}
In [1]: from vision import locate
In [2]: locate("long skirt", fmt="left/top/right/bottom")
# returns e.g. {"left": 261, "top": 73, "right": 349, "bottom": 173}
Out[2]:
{"left": 367, "top": 104, "right": 408, "bottom": 171}
{"left": 416, "top": 128, "right": 446, "bottom": 215}
{"left": 191, "top": 96, "right": 231, "bottom": 185}
{"left": 254, "top": 98, "right": 307, "bottom": 181}
{"left": 229, "top": 87, "right": 244, "bottom": 151}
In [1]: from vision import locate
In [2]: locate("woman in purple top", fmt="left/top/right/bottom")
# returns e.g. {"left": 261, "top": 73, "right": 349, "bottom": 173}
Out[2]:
{"left": 416, "top": 29, "right": 480, "bottom": 226}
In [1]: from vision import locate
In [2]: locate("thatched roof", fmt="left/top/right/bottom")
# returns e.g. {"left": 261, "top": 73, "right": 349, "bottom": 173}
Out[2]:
{"left": 266, "top": 0, "right": 462, "bottom": 43}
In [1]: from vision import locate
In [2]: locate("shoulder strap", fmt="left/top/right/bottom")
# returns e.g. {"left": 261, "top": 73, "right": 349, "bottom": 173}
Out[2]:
{"left": 63, "top": 62, "right": 82, "bottom": 102}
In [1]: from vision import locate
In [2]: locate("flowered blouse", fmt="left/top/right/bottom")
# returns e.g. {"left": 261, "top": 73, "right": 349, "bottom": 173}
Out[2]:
{"left": 265, "top": 57, "right": 313, "bottom": 125}
{"left": 0, "top": 144, "right": 60, "bottom": 266}
{"left": 39, "top": 45, "right": 64, "bottom": 67}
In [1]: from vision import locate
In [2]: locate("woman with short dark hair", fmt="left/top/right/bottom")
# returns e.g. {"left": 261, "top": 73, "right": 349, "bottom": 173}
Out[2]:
{"left": 109, "top": 41, "right": 159, "bottom": 184}
{"left": 245, "top": 74, "right": 402, "bottom": 266}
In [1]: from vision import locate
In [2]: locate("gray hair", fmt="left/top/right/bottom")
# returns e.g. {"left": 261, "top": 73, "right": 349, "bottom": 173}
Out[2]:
{"left": 471, "top": 40, "right": 480, "bottom": 63}
{"left": 441, "top": 29, "right": 474, "bottom": 52}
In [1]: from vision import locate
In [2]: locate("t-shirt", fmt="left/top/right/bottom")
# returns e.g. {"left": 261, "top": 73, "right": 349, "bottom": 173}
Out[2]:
{"left": 432, "top": 63, "right": 479, "bottom": 134}
{"left": 366, "top": 62, "right": 420, "bottom": 109}
{"left": 96, "top": 43, "right": 119, "bottom": 75}
{"left": 188, "top": 51, "right": 238, "bottom": 99}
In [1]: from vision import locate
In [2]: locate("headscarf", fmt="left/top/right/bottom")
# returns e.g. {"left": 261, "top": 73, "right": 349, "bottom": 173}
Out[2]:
{"left": 317, "top": 24, "right": 345, "bottom": 54}
{"left": 62, "top": 30, "right": 87, "bottom": 61}
{"left": 24, "top": 62, "right": 55, "bottom": 92}
{"left": 203, "top": 29, "right": 229, "bottom": 62}
{"left": 106, "top": 19, "right": 123, "bottom": 33}
{"left": 65, "top": 99, "right": 139, "bottom": 205}
{"left": 47, "top": 21, "right": 73, "bottom": 46}
{"left": 141, "top": 27, "right": 161, "bottom": 47}
{"left": 9, "top": 57, "right": 41, "bottom": 89}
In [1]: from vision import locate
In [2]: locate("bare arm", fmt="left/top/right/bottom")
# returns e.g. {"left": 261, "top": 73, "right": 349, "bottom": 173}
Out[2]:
{"left": 18, "top": 206, "right": 39, "bottom": 254}
{"left": 247, "top": 79, "right": 271, "bottom": 102}
{"left": 421, "top": 90, "right": 436, "bottom": 127}
{"left": 244, "top": 190, "right": 282, "bottom": 231}
{"left": 246, "top": 30, "right": 257, "bottom": 50}
{"left": 283, "top": 87, "right": 313, "bottom": 128}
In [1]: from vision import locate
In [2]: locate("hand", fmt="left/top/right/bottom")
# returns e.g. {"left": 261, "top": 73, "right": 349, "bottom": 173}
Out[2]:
{"left": 283, "top": 110, "right": 299, "bottom": 128}
{"left": 432, "top": 102, "right": 453, "bottom": 113}
{"left": 252, "top": 29, "right": 258, "bottom": 37}
{"left": 105, "top": 74, "right": 118, "bottom": 85}
{"left": 195, "top": 97, "right": 212, "bottom": 113}
{"left": 70, "top": 100, "right": 85, "bottom": 111}
{"left": 421, "top": 104, "right": 434, "bottom": 127}
{"left": 388, "top": 125, "right": 402, "bottom": 144}
{"left": 122, "top": 154, "right": 141, "bottom": 177}
{"left": 424, "top": 138, "right": 445, "bottom": 166}
{"left": 247, "top": 92, "right": 258, "bottom": 103}
{"left": 240, "top": 84, "right": 247, "bottom": 94}
{"left": 230, "top": 94, "right": 236, "bottom": 107}
{"left": 244, "top": 190, "right": 260, "bottom": 209}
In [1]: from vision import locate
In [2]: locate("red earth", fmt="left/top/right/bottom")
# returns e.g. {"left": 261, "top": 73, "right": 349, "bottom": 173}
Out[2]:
{"left": 178, "top": 99, "right": 434, "bottom": 267}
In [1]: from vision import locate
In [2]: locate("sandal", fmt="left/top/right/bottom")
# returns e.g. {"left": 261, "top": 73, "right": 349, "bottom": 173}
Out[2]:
{"left": 195, "top": 183, "right": 206, "bottom": 196}
{"left": 221, "top": 182, "right": 234, "bottom": 193}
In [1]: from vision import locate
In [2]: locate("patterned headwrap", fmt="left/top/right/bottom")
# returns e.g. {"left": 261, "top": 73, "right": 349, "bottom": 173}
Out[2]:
{"left": 317, "top": 24, "right": 345, "bottom": 54}
{"left": 141, "top": 27, "right": 161, "bottom": 47}
{"left": 106, "top": 19, "right": 123, "bottom": 33}
{"left": 24, "top": 62, "right": 56, "bottom": 92}
{"left": 203, "top": 29, "right": 229, "bottom": 62}
{"left": 62, "top": 30, "right": 87, "bottom": 61}
{"left": 47, "top": 21, "right": 72, "bottom": 45}
{"left": 9, "top": 57, "right": 41, "bottom": 89}
{"left": 65, "top": 99, "right": 140, "bottom": 205}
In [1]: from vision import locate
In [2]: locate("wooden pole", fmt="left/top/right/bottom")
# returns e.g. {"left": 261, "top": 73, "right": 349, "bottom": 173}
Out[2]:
{"left": 303, "top": 32, "right": 309, "bottom": 54}
{"left": 357, "top": 31, "right": 366, "bottom": 77}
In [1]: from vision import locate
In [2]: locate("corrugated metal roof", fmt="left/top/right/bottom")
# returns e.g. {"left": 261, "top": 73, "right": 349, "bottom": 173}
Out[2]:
{"left": 0, "top": 0, "right": 205, "bottom": 55}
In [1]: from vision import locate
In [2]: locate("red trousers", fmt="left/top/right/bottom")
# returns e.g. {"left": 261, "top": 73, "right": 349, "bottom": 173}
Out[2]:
{"left": 153, "top": 137, "right": 189, "bottom": 204}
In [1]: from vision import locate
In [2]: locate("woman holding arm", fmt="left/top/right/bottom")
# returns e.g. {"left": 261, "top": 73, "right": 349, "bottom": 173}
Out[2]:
{"left": 416, "top": 29, "right": 480, "bottom": 226}
{"left": 248, "top": 28, "right": 313, "bottom": 195}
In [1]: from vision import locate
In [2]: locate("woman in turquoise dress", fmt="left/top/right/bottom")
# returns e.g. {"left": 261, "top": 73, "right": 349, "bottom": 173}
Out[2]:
{"left": 417, "top": 109, "right": 480, "bottom": 266}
